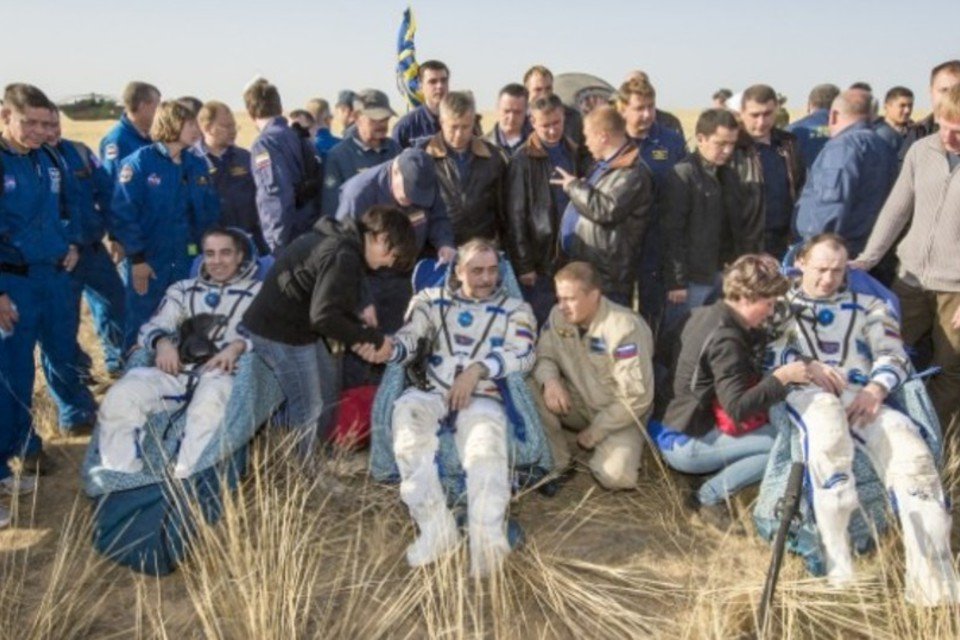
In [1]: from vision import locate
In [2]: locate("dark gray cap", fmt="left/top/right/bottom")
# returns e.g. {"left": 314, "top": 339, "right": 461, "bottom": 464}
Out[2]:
{"left": 396, "top": 148, "right": 437, "bottom": 208}
{"left": 353, "top": 89, "right": 396, "bottom": 120}
{"left": 336, "top": 89, "right": 356, "bottom": 108}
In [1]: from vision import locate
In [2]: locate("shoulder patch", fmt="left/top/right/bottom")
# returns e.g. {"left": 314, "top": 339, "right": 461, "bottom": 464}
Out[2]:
{"left": 254, "top": 152, "right": 271, "bottom": 169}
{"left": 104, "top": 143, "right": 119, "bottom": 160}
{"left": 614, "top": 343, "right": 639, "bottom": 360}
{"left": 119, "top": 165, "right": 134, "bottom": 184}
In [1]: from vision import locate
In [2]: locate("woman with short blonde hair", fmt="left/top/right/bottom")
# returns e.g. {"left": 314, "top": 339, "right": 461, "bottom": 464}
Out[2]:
{"left": 149, "top": 100, "right": 196, "bottom": 143}
{"left": 650, "top": 253, "right": 818, "bottom": 530}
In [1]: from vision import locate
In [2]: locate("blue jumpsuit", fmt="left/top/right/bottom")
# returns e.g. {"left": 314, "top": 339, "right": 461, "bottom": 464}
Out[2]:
{"left": 787, "top": 109, "right": 831, "bottom": 171}
{"left": 392, "top": 105, "right": 440, "bottom": 149}
{"left": 57, "top": 139, "right": 126, "bottom": 374}
{"left": 99, "top": 113, "right": 153, "bottom": 183}
{"left": 250, "top": 117, "right": 321, "bottom": 254}
{"left": 1, "top": 139, "right": 98, "bottom": 474}
{"left": 634, "top": 123, "right": 688, "bottom": 325}
{"left": 111, "top": 143, "right": 220, "bottom": 348}
{"left": 202, "top": 143, "right": 269, "bottom": 255}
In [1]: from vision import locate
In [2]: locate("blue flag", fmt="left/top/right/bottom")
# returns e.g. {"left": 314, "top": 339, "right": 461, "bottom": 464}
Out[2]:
{"left": 396, "top": 7, "right": 423, "bottom": 110}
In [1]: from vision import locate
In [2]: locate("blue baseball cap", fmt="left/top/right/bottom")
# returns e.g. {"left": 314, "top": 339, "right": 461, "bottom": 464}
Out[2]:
{"left": 396, "top": 148, "right": 437, "bottom": 208}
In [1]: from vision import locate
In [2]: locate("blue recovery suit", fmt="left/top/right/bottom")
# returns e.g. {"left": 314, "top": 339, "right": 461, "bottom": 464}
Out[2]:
{"left": 787, "top": 109, "right": 831, "bottom": 171}
{"left": 202, "top": 143, "right": 269, "bottom": 256}
{"left": 99, "top": 113, "right": 152, "bottom": 183}
{"left": 250, "top": 117, "right": 322, "bottom": 254}
{"left": 392, "top": 105, "right": 440, "bottom": 149}
{"left": 57, "top": 139, "right": 126, "bottom": 374}
{"left": 633, "top": 123, "right": 688, "bottom": 325}
{"left": 793, "top": 122, "right": 898, "bottom": 256}
{"left": 336, "top": 160, "right": 454, "bottom": 334}
{"left": 0, "top": 139, "right": 97, "bottom": 472}
{"left": 111, "top": 143, "right": 220, "bottom": 348}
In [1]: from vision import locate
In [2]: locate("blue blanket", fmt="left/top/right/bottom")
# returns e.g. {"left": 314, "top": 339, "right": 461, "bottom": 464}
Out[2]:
{"left": 753, "top": 377, "right": 943, "bottom": 575}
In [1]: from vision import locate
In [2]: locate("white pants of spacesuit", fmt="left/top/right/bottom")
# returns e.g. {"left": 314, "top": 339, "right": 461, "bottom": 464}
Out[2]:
{"left": 392, "top": 389, "right": 510, "bottom": 577}
{"left": 787, "top": 386, "right": 959, "bottom": 605}
{"left": 97, "top": 366, "right": 234, "bottom": 479}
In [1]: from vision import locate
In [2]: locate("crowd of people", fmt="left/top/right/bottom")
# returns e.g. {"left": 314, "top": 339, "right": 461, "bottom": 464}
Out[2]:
{"left": 2, "top": 56, "right": 960, "bottom": 598}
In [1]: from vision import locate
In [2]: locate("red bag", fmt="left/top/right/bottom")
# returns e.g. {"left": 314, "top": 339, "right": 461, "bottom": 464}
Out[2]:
{"left": 329, "top": 385, "right": 378, "bottom": 449}
{"left": 712, "top": 397, "right": 768, "bottom": 436}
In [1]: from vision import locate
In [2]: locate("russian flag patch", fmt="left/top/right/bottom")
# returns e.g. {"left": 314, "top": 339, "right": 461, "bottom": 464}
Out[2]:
{"left": 614, "top": 343, "right": 638, "bottom": 359}
{"left": 515, "top": 328, "right": 534, "bottom": 341}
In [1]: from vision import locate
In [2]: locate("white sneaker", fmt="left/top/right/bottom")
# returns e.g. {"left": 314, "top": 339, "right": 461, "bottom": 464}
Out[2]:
{"left": 0, "top": 505, "right": 10, "bottom": 528}
{"left": 1, "top": 475, "right": 37, "bottom": 496}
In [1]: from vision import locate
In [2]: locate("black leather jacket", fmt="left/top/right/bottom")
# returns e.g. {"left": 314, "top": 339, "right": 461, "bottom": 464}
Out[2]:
{"left": 729, "top": 128, "right": 805, "bottom": 244}
{"left": 563, "top": 143, "right": 654, "bottom": 300}
{"left": 417, "top": 133, "right": 508, "bottom": 245}
{"left": 662, "top": 152, "right": 760, "bottom": 290}
{"left": 661, "top": 301, "right": 786, "bottom": 437}
{"left": 505, "top": 134, "right": 589, "bottom": 277}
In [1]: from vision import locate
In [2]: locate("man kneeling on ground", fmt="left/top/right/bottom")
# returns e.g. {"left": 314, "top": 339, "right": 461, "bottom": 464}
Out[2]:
{"left": 388, "top": 239, "right": 537, "bottom": 576}
{"left": 532, "top": 261, "right": 655, "bottom": 490}
{"left": 97, "top": 228, "right": 260, "bottom": 479}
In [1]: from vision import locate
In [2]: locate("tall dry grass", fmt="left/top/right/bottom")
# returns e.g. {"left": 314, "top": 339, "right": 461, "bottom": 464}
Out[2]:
{"left": 4, "top": 410, "right": 960, "bottom": 638}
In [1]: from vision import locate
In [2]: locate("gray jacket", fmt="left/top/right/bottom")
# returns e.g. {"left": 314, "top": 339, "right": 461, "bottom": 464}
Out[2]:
{"left": 857, "top": 133, "right": 960, "bottom": 292}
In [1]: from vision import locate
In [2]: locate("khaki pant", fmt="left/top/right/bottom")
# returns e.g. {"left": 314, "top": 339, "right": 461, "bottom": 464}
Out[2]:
{"left": 529, "top": 379, "right": 643, "bottom": 489}
{"left": 893, "top": 279, "right": 960, "bottom": 439}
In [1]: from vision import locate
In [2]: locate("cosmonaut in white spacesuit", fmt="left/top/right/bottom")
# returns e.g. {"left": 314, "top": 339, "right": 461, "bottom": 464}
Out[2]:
{"left": 97, "top": 228, "right": 261, "bottom": 479}
{"left": 769, "top": 233, "right": 958, "bottom": 605}
{"left": 384, "top": 238, "right": 536, "bottom": 576}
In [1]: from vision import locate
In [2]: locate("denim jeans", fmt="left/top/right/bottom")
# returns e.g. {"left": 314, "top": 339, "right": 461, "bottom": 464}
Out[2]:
{"left": 657, "top": 423, "right": 777, "bottom": 506}
{"left": 250, "top": 333, "right": 340, "bottom": 459}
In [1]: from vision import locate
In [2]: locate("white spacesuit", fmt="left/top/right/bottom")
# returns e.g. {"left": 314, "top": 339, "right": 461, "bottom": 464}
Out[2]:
{"left": 770, "top": 284, "right": 958, "bottom": 604}
{"left": 390, "top": 280, "right": 536, "bottom": 576}
{"left": 97, "top": 256, "right": 260, "bottom": 479}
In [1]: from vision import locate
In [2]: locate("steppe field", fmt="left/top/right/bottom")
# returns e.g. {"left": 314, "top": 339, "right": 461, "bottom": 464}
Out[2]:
{"left": 1, "top": 110, "right": 957, "bottom": 639}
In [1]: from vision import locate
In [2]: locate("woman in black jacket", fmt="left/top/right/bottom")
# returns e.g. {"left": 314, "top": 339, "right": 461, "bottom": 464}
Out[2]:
{"left": 241, "top": 206, "right": 417, "bottom": 463}
{"left": 651, "top": 254, "right": 821, "bottom": 528}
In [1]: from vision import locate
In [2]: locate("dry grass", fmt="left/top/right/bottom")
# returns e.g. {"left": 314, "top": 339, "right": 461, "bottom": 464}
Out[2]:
{"left": 6, "top": 373, "right": 960, "bottom": 640}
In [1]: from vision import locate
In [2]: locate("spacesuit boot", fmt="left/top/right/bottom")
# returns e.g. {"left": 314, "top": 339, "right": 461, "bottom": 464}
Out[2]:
{"left": 896, "top": 489, "right": 960, "bottom": 606}
{"left": 813, "top": 480, "right": 859, "bottom": 586}
{"left": 466, "top": 459, "right": 511, "bottom": 578}
{"left": 406, "top": 503, "right": 460, "bottom": 567}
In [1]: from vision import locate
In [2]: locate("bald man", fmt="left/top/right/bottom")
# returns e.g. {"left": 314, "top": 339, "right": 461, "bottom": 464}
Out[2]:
{"left": 794, "top": 89, "right": 898, "bottom": 261}
{"left": 550, "top": 106, "right": 653, "bottom": 306}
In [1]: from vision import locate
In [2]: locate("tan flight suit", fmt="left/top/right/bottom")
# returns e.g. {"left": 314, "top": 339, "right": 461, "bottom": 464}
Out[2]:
{"left": 532, "top": 297, "right": 654, "bottom": 489}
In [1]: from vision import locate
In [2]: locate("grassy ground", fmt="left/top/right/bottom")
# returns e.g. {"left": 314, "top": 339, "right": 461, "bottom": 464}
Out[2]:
{"left": 0, "top": 113, "right": 956, "bottom": 639}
